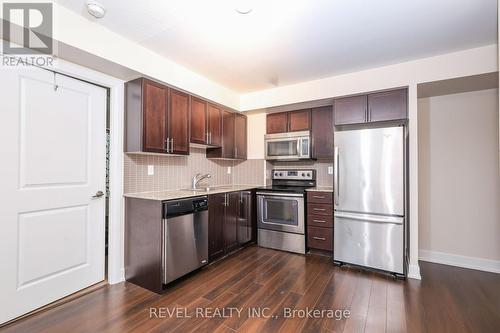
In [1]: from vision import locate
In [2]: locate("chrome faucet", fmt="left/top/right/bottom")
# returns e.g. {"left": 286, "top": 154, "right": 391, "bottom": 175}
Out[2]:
{"left": 192, "top": 173, "right": 211, "bottom": 190}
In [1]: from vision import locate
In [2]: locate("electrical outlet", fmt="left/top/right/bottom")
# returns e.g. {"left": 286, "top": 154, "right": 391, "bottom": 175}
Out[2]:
{"left": 328, "top": 166, "right": 333, "bottom": 175}
{"left": 148, "top": 165, "right": 154, "bottom": 176}
{"left": 227, "top": 166, "right": 232, "bottom": 174}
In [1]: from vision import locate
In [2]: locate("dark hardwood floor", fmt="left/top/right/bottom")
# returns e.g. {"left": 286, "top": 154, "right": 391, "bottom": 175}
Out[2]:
{"left": 2, "top": 246, "right": 500, "bottom": 333}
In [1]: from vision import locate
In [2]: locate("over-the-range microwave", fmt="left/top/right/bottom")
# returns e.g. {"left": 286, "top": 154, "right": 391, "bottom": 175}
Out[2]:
{"left": 264, "top": 131, "right": 310, "bottom": 161}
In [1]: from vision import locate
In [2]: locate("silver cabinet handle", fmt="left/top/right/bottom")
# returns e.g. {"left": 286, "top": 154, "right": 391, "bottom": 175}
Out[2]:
{"left": 92, "top": 191, "right": 104, "bottom": 198}
{"left": 209, "top": 132, "right": 212, "bottom": 144}
{"left": 206, "top": 132, "right": 209, "bottom": 143}
{"left": 170, "top": 138, "right": 174, "bottom": 152}
{"left": 334, "top": 147, "right": 339, "bottom": 205}
{"left": 313, "top": 195, "right": 325, "bottom": 199}
{"left": 313, "top": 236, "right": 326, "bottom": 241}
{"left": 313, "top": 208, "right": 326, "bottom": 211}
{"left": 165, "top": 138, "right": 170, "bottom": 153}
{"left": 312, "top": 219, "right": 326, "bottom": 223}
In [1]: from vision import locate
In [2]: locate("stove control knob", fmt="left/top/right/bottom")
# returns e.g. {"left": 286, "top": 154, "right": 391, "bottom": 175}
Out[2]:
{"left": 307, "top": 173, "right": 311, "bottom": 177}
{"left": 301, "top": 173, "right": 306, "bottom": 177}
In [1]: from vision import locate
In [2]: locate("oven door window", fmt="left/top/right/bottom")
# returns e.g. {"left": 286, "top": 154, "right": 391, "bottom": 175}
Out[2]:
{"left": 262, "top": 198, "right": 298, "bottom": 226}
{"left": 267, "top": 140, "right": 298, "bottom": 157}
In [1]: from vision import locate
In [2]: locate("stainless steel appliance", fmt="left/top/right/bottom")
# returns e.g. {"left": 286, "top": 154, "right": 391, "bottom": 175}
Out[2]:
{"left": 257, "top": 169, "right": 316, "bottom": 254}
{"left": 162, "top": 196, "right": 208, "bottom": 284}
{"left": 265, "top": 131, "right": 310, "bottom": 161}
{"left": 333, "top": 126, "right": 407, "bottom": 277}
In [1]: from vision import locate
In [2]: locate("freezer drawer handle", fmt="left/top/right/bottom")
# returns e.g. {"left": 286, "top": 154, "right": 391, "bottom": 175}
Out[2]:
{"left": 335, "top": 212, "right": 404, "bottom": 224}
{"left": 312, "top": 236, "right": 326, "bottom": 241}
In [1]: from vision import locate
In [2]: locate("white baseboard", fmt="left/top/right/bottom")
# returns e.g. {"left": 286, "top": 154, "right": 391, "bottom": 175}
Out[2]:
{"left": 407, "top": 263, "right": 421, "bottom": 280}
{"left": 419, "top": 250, "right": 500, "bottom": 274}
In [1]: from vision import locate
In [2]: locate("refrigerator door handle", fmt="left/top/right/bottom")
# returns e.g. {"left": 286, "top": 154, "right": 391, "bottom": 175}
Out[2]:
{"left": 335, "top": 211, "right": 404, "bottom": 224}
{"left": 334, "top": 146, "right": 339, "bottom": 205}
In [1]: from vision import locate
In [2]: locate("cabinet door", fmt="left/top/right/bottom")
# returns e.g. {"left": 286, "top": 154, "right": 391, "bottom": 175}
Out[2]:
{"left": 266, "top": 112, "right": 288, "bottom": 134}
{"left": 311, "top": 106, "right": 334, "bottom": 159}
{"left": 288, "top": 109, "right": 311, "bottom": 132}
{"left": 237, "top": 191, "right": 252, "bottom": 245}
{"left": 368, "top": 89, "right": 407, "bottom": 122}
{"left": 142, "top": 79, "right": 168, "bottom": 152}
{"left": 208, "top": 103, "right": 222, "bottom": 146}
{"left": 190, "top": 97, "right": 207, "bottom": 144}
{"left": 234, "top": 113, "right": 247, "bottom": 159}
{"left": 168, "top": 89, "right": 190, "bottom": 155}
{"left": 222, "top": 110, "right": 235, "bottom": 158}
{"left": 334, "top": 95, "right": 367, "bottom": 125}
{"left": 208, "top": 194, "right": 225, "bottom": 261}
{"left": 224, "top": 192, "right": 239, "bottom": 253}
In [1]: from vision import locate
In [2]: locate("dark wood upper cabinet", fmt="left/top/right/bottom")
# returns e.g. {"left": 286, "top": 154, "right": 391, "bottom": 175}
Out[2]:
{"left": 221, "top": 109, "right": 235, "bottom": 158}
{"left": 334, "top": 89, "right": 407, "bottom": 126}
{"left": 334, "top": 95, "right": 367, "bottom": 126}
{"left": 266, "top": 112, "right": 288, "bottom": 134}
{"left": 266, "top": 109, "right": 311, "bottom": 134}
{"left": 168, "top": 89, "right": 190, "bottom": 155}
{"left": 208, "top": 103, "right": 222, "bottom": 146}
{"left": 311, "top": 106, "right": 334, "bottom": 159}
{"left": 234, "top": 113, "right": 247, "bottom": 159}
{"left": 143, "top": 79, "right": 168, "bottom": 153}
{"left": 288, "top": 109, "right": 311, "bottom": 132}
{"left": 207, "top": 110, "right": 246, "bottom": 160}
{"left": 125, "top": 78, "right": 190, "bottom": 155}
{"left": 125, "top": 78, "right": 168, "bottom": 153}
{"left": 190, "top": 97, "right": 207, "bottom": 144}
{"left": 368, "top": 89, "right": 407, "bottom": 122}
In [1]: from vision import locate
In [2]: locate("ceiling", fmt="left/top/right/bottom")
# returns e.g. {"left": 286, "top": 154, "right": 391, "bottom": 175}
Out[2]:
{"left": 59, "top": 0, "right": 497, "bottom": 93}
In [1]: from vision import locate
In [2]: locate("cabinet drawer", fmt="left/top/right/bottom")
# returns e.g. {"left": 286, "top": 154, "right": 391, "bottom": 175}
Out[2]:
{"left": 308, "top": 203, "right": 333, "bottom": 216}
{"left": 307, "top": 191, "right": 333, "bottom": 204}
{"left": 307, "top": 214, "right": 333, "bottom": 228}
{"left": 308, "top": 226, "right": 333, "bottom": 251}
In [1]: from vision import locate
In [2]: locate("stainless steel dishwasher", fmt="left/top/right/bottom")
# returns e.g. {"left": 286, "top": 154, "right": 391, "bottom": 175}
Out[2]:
{"left": 162, "top": 196, "right": 208, "bottom": 284}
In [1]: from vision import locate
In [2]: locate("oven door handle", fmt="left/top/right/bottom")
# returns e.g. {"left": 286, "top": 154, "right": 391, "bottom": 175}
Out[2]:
{"left": 256, "top": 192, "right": 304, "bottom": 198}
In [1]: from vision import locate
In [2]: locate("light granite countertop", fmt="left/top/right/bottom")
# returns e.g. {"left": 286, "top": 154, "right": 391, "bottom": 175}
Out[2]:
{"left": 305, "top": 186, "right": 334, "bottom": 192}
{"left": 124, "top": 184, "right": 260, "bottom": 201}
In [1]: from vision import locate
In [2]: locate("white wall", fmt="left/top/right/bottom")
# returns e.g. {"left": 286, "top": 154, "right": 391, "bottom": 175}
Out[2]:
{"left": 246, "top": 110, "right": 267, "bottom": 159}
{"left": 418, "top": 89, "right": 500, "bottom": 272}
{"left": 52, "top": 3, "right": 240, "bottom": 109}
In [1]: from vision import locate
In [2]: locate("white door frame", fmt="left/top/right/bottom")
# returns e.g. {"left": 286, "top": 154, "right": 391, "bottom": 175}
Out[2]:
{"left": 43, "top": 58, "right": 125, "bottom": 284}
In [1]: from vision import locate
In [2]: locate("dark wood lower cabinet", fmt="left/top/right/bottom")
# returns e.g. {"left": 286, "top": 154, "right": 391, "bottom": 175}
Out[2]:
{"left": 209, "top": 190, "right": 254, "bottom": 261}
{"left": 307, "top": 191, "right": 334, "bottom": 253}
{"left": 208, "top": 194, "right": 226, "bottom": 261}
{"left": 224, "top": 192, "right": 239, "bottom": 253}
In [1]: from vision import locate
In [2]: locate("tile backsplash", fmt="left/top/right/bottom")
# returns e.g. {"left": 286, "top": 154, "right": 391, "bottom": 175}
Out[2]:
{"left": 267, "top": 160, "right": 334, "bottom": 187}
{"left": 124, "top": 148, "right": 267, "bottom": 194}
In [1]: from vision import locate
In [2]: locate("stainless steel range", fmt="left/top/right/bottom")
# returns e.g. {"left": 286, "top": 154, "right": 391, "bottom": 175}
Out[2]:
{"left": 256, "top": 169, "right": 316, "bottom": 254}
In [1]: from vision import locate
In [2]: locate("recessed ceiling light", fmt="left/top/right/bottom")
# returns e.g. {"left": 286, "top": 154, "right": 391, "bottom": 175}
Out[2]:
{"left": 235, "top": 0, "right": 253, "bottom": 14}
{"left": 87, "top": 1, "right": 106, "bottom": 19}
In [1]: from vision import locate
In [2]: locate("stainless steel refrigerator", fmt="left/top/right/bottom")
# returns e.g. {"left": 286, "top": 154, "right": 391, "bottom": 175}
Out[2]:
{"left": 333, "top": 126, "right": 406, "bottom": 276}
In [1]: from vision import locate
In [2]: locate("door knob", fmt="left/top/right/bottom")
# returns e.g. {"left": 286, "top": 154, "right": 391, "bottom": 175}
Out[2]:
{"left": 92, "top": 191, "right": 104, "bottom": 198}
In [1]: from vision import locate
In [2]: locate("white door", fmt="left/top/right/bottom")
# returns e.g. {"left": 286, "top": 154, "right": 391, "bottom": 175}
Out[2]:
{"left": 0, "top": 65, "right": 107, "bottom": 324}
